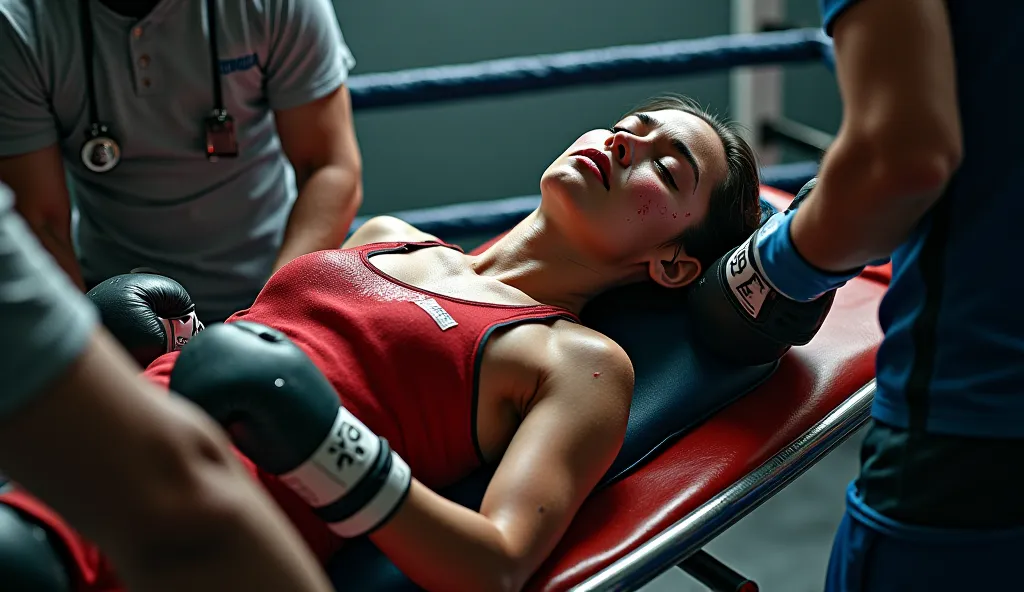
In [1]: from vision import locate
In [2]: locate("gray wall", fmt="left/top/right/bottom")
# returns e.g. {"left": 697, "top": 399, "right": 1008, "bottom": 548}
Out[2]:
{"left": 332, "top": 0, "right": 841, "bottom": 215}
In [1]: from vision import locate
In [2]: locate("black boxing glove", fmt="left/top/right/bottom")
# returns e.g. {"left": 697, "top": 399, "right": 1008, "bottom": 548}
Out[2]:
{"left": 86, "top": 273, "right": 204, "bottom": 368}
{"left": 0, "top": 505, "right": 72, "bottom": 592}
{"left": 169, "top": 321, "right": 412, "bottom": 538}
{"left": 686, "top": 180, "right": 836, "bottom": 366}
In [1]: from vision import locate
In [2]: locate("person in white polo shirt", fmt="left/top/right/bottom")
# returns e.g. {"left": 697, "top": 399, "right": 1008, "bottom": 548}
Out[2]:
{"left": 0, "top": 0, "right": 363, "bottom": 322}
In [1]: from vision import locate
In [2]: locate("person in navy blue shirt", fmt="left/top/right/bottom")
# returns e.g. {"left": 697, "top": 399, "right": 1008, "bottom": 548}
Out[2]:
{"left": 717, "top": 0, "right": 1024, "bottom": 589}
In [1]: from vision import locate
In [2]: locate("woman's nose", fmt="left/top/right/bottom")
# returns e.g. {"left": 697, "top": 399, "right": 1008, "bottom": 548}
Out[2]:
{"left": 606, "top": 131, "right": 635, "bottom": 168}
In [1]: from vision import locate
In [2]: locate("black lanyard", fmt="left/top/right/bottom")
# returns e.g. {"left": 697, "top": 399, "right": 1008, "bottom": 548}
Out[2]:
{"left": 78, "top": 0, "right": 236, "bottom": 173}
{"left": 202, "top": 0, "right": 226, "bottom": 115}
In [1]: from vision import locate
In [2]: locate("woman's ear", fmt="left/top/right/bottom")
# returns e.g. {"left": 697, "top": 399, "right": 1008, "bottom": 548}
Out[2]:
{"left": 648, "top": 248, "right": 702, "bottom": 289}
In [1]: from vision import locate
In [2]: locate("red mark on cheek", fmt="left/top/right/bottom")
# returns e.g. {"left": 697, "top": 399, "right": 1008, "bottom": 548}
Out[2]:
{"left": 659, "top": 205, "right": 668, "bottom": 216}
{"left": 593, "top": 372, "right": 601, "bottom": 378}
{"left": 685, "top": 212, "right": 691, "bottom": 218}
{"left": 672, "top": 213, "right": 678, "bottom": 218}
{"left": 634, "top": 194, "right": 656, "bottom": 220}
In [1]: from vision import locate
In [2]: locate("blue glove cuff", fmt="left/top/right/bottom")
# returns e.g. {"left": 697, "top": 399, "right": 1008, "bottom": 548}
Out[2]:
{"left": 754, "top": 211, "right": 863, "bottom": 302}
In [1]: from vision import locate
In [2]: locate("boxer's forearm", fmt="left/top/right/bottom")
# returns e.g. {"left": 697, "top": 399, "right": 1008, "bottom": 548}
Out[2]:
{"left": 0, "top": 328, "right": 332, "bottom": 592}
{"left": 274, "top": 165, "right": 362, "bottom": 273}
{"left": 793, "top": 0, "right": 961, "bottom": 273}
{"left": 789, "top": 134, "right": 957, "bottom": 273}
{"left": 370, "top": 481, "right": 527, "bottom": 592}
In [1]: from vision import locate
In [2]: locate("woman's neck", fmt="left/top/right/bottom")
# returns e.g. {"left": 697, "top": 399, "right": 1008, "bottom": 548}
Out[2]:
{"left": 469, "top": 210, "right": 645, "bottom": 314}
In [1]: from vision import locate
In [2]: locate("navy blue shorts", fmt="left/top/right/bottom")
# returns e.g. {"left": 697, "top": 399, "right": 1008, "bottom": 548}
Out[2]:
{"left": 825, "top": 482, "right": 1024, "bottom": 592}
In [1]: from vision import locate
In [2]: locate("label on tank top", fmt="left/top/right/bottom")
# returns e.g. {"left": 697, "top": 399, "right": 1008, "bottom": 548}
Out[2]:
{"left": 412, "top": 297, "right": 458, "bottom": 331}
{"left": 726, "top": 237, "right": 770, "bottom": 318}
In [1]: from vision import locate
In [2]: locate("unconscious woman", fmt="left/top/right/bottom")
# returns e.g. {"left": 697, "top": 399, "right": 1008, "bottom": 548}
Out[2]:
{"left": 0, "top": 95, "right": 762, "bottom": 592}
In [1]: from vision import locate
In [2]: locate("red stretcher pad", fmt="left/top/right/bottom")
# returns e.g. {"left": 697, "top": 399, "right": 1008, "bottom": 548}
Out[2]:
{"left": 525, "top": 186, "right": 888, "bottom": 591}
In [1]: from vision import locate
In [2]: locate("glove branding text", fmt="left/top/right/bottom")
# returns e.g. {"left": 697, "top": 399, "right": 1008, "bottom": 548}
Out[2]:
{"left": 726, "top": 239, "right": 770, "bottom": 318}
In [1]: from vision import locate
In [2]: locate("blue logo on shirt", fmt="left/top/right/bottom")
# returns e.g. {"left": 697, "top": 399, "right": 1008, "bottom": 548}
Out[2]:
{"left": 219, "top": 53, "right": 259, "bottom": 75}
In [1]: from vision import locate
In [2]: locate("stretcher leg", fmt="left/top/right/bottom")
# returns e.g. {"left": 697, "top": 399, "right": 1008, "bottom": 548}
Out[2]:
{"left": 679, "top": 550, "right": 758, "bottom": 592}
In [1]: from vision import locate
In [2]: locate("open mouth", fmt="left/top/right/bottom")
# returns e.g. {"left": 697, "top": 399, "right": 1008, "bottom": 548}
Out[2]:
{"left": 571, "top": 148, "right": 610, "bottom": 190}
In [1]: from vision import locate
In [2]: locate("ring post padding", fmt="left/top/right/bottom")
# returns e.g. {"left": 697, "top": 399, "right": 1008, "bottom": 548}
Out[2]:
{"left": 731, "top": 0, "right": 784, "bottom": 165}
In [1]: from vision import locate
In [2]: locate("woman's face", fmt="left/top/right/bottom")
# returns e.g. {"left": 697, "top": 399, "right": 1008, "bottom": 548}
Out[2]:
{"left": 540, "top": 108, "right": 727, "bottom": 271}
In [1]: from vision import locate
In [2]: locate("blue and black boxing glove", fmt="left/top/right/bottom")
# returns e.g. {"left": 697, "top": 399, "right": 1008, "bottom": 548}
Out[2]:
{"left": 687, "top": 178, "right": 874, "bottom": 366}
{"left": 749, "top": 177, "right": 888, "bottom": 304}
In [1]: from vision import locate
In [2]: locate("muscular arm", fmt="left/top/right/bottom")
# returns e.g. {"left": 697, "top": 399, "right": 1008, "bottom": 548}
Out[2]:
{"left": 790, "top": 0, "right": 962, "bottom": 272}
{"left": 0, "top": 14, "right": 83, "bottom": 290}
{"left": 0, "top": 190, "right": 330, "bottom": 591}
{"left": 369, "top": 327, "right": 633, "bottom": 592}
{"left": 273, "top": 85, "right": 363, "bottom": 272}
{"left": 0, "top": 328, "right": 333, "bottom": 592}
{"left": 265, "top": 0, "right": 362, "bottom": 272}
{"left": 0, "top": 147, "right": 83, "bottom": 290}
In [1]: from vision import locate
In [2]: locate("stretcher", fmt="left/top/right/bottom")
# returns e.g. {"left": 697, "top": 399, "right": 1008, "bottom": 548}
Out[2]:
{"left": 328, "top": 186, "right": 886, "bottom": 591}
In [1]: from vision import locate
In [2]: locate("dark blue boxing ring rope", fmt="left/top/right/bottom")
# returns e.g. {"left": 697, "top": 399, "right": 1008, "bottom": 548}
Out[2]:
{"left": 347, "top": 29, "right": 832, "bottom": 110}
{"left": 347, "top": 28, "right": 832, "bottom": 239}
{"left": 336, "top": 28, "right": 868, "bottom": 592}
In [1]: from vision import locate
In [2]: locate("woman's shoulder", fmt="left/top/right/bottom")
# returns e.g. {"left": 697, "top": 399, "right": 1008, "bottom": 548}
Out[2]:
{"left": 551, "top": 322, "right": 634, "bottom": 378}
{"left": 342, "top": 216, "right": 441, "bottom": 249}
{"left": 506, "top": 321, "right": 634, "bottom": 399}
{"left": 489, "top": 319, "right": 633, "bottom": 385}
{"left": 520, "top": 321, "right": 634, "bottom": 421}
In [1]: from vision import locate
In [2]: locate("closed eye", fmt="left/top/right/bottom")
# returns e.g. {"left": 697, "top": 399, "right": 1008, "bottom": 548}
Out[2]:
{"left": 654, "top": 161, "right": 678, "bottom": 190}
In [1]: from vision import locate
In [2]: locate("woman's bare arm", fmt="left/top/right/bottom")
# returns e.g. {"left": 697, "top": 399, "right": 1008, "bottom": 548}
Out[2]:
{"left": 369, "top": 326, "right": 633, "bottom": 592}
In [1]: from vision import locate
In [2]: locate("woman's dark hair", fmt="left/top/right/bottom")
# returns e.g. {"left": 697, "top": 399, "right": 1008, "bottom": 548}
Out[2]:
{"left": 622, "top": 95, "right": 763, "bottom": 270}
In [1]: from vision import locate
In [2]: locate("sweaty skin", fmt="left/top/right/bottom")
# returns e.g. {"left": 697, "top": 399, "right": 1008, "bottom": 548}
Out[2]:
{"left": 0, "top": 107, "right": 734, "bottom": 592}
{"left": 327, "top": 107, "right": 730, "bottom": 592}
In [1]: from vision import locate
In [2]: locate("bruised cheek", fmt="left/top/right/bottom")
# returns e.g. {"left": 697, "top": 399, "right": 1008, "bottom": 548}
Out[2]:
{"left": 625, "top": 177, "right": 680, "bottom": 225}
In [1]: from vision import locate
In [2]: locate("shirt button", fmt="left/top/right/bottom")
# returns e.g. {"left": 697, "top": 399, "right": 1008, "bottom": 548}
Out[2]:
{"left": 132, "top": 26, "right": 144, "bottom": 39}
{"left": 142, "top": 78, "right": 152, "bottom": 88}
{"left": 138, "top": 55, "right": 150, "bottom": 68}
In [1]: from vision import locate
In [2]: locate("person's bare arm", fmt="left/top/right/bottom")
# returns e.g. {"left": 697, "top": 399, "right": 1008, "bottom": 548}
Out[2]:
{"left": 272, "top": 85, "right": 363, "bottom": 273}
{"left": 0, "top": 146, "right": 84, "bottom": 290}
{"left": 790, "top": 0, "right": 962, "bottom": 272}
{"left": 369, "top": 326, "right": 633, "bottom": 592}
{"left": 0, "top": 327, "right": 333, "bottom": 592}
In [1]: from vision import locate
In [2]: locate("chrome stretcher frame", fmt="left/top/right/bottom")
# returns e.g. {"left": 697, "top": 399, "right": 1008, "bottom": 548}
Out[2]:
{"left": 345, "top": 28, "right": 880, "bottom": 592}
{"left": 575, "top": 385, "right": 875, "bottom": 592}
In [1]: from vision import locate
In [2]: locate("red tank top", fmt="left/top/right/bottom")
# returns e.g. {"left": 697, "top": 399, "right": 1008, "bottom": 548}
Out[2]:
{"left": 226, "top": 240, "right": 578, "bottom": 486}
{"left": 141, "top": 241, "right": 578, "bottom": 562}
{"left": 0, "top": 241, "right": 579, "bottom": 590}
